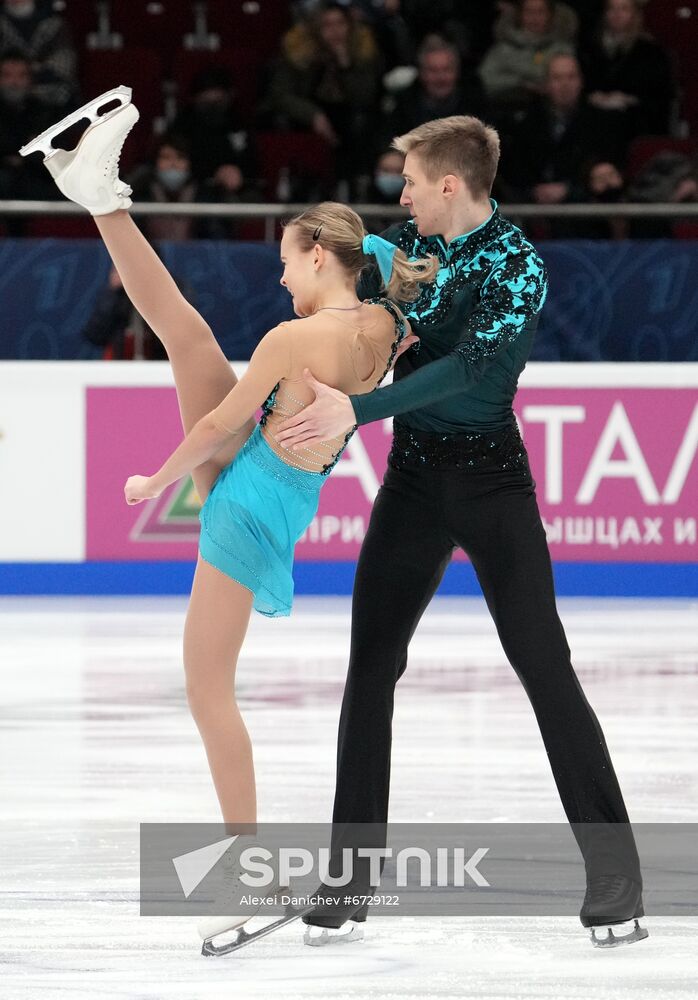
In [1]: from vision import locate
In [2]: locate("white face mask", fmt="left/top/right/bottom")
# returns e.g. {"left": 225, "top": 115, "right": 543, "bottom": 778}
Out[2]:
{"left": 6, "top": 0, "right": 36, "bottom": 17}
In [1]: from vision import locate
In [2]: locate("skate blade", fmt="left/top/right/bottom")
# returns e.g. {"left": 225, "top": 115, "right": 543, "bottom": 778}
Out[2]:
{"left": 201, "top": 905, "right": 312, "bottom": 957}
{"left": 303, "top": 923, "right": 365, "bottom": 948}
{"left": 591, "top": 918, "right": 649, "bottom": 948}
{"left": 19, "top": 85, "right": 132, "bottom": 159}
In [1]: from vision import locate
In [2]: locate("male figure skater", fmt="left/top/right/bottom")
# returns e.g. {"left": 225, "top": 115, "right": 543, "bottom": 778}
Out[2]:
{"left": 276, "top": 116, "right": 646, "bottom": 948}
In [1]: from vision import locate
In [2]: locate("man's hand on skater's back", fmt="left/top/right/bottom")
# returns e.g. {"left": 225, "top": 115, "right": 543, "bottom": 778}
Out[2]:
{"left": 275, "top": 370, "right": 356, "bottom": 451}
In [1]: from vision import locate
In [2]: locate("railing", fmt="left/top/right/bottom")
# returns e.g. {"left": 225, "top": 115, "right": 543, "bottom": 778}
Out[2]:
{"left": 2, "top": 201, "right": 698, "bottom": 242}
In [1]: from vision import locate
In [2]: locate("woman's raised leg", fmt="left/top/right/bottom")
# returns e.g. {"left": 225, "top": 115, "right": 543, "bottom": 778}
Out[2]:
{"left": 184, "top": 555, "right": 256, "bottom": 824}
{"left": 93, "top": 209, "right": 254, "bottom": 500}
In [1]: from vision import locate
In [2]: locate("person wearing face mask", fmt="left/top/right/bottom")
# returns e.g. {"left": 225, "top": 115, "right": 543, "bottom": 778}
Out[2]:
{"left": 365, "top": 148, "right": 406, "bottom": 231}
{"left": 0, "top": 0, "right": 78, "bottom": 108}
{"left": 126, "top": 134, "right": 239, "bottom": 241}
{"left": 170, "top": 65, "right": 257, "bottom": 195}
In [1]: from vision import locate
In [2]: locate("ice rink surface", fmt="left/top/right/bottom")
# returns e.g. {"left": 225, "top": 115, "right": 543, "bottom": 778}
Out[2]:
{"left": 1, "top": 594, "right": 696, "bottom": 999}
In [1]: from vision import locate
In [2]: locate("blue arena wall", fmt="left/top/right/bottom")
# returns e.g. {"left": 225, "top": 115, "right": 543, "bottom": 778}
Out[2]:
{"left": 2, "top": 237, "right": 698, "bottom": 362}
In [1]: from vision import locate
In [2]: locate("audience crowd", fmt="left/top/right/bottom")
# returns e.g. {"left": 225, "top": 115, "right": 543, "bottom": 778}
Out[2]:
{"left": 1, "top": 0, "right": 693, "bottom": 243}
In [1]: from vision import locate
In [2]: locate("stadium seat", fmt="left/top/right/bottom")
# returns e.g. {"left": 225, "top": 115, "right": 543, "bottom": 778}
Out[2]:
{"left": 108, "top": 0, "right": 195, "bottom": 72}
{"left": 81, "top": 48, "right": 164, "bottom": 168}
{"left": 644, "top": 1, "right": 698, "bottom": 131}
{"left": 58, "top": 0, "right": 99, "bottom": 48}
{"left": 626, "top": 136, "right": 698, "bottom": 180}
{"left": 203, "top": 0, "right": 291, "bottom": 59}
{"left": 256, "top": 131, "right": 336, "bottom": 206}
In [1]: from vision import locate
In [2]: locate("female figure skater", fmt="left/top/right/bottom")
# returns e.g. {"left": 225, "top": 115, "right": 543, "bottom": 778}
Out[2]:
{"left": 20, "top": 87, "right": 436, "bottom": 949}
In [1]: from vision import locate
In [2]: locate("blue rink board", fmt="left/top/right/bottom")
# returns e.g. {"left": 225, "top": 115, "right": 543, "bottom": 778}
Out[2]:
{"left": 0, "top": 561, "right": 695, "bottom": 597}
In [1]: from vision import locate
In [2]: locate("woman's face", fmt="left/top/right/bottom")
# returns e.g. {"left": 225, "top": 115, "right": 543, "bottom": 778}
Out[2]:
{"left": 156, "top": 145, "right": 189, "bottom": 173}
{"left": 606, "top": 0, "right": 636, "bottom": 34}
{"left": 279, "top": 227, "right": 319, "bottom": 317}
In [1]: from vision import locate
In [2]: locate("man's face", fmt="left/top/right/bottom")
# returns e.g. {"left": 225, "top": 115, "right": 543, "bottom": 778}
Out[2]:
{"left": 420, "top": 51, "right": 459, "bottom": 101}
{"left": 546, "top": 56, "right": 582, "bottom": 110}
{"left": 400, "top": 152, "right": 449, "bottom": 237}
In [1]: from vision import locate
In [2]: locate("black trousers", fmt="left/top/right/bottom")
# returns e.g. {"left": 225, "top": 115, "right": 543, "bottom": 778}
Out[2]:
{"left": 331, "top": 434, "right": 641, "bottom": 884}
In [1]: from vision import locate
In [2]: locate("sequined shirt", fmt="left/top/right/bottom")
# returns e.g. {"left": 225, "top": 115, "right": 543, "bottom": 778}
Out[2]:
{"left": 349, "top": 200, "right": 548, "bottom": 434}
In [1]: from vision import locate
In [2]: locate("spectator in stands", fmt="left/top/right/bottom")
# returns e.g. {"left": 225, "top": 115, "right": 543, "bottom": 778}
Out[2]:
{"left": 478, "top": 0, "right": 572, "bottom": 112}
{"left": 363, "top": 147, "right": 406, "bottom": 228}
{"left": 573, "top": 157, "right": 626, "bottom": 238}
{"left": 499, "top": 53, "right": 618, "bottom": 203}
{"left": 82, "top": 262, "right": 194, "bottom": 360}
{"left": 398, "top": 0, "right": 500, "bottom": 66}
{"left": 265, "top": 2, "right": 383, "bottom": 193}
{"left": 493, "top": 0, "right": 579, "bottom": 44}
{"left": 0, "top": 0, "right": 77, "bottom": 108}
{"left": 127, "top": 135, "right": 245, "bottom": 242}
{"left": 352, "top": 0, "right": 415, "bottom": 70}
{"left": 170, "top": 66, "right": 258, "bottom": 195}
{"left": 581, "top": 0, "right": 674, "bottom": 141}
{"left": 381, "top": 34, "right": 485, "bottom": 140}
{"left": 0, "top": 49, "right": 56, "bottom": 207}
{"left": 625, "top": 150, "right": 698, "bottom": 237}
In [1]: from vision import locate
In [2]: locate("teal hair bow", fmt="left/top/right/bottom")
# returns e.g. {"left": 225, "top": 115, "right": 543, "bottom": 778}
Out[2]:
{"left": 362, "top": 234, "right": 398, "bottom": 286}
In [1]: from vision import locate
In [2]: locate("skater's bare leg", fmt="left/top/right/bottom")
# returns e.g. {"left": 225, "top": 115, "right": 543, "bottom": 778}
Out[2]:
{"left": 184, "top": 555, "right": 256, "bottom": 824}
{"left": 93, "top": 210, "right": 254, "bottom": 500}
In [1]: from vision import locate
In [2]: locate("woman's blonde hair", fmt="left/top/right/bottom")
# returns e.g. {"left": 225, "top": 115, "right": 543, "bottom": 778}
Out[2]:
{"left": 284, "top": 201, "right": 438, "bottom": 302}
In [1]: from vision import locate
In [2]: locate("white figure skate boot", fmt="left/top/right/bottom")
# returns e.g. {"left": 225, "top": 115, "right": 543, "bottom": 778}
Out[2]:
{"left": 197, "top": 848, "right": 281, "bottom": 952}
{"left": 19, "top": 85, "right": 138, "bottom": 216}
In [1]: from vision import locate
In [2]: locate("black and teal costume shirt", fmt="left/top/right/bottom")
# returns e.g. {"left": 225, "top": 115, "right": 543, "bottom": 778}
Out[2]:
{"left": 351, "top": 200, "right": 548, "bottom": 433}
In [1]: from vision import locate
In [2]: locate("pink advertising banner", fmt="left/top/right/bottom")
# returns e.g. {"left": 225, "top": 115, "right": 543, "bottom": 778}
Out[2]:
{"left": 86, "top": 387, "right": 698, "bottom": 563}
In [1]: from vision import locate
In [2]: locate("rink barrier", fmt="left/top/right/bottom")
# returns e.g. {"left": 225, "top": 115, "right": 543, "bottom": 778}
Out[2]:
{"left": 1, "top": 362, "right": 696, "bottom": 597}
{"left": 0, "top": 560, "right": 696, "bottom": 597}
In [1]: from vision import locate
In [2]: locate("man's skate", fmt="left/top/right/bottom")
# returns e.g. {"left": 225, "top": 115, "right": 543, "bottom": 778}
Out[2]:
{"left": 580, "top": 874, "right": 649, "bottom": 948}
{"left": 302, "top": 891, "right": 369, "bottom": 947}
{"left": 19, "top": 85, "right": 138, "bottom": 216}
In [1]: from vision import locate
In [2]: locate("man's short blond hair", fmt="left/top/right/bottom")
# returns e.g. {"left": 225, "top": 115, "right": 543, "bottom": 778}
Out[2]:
{"left": 392, "top": 115, "right": 501, "bottom": 198}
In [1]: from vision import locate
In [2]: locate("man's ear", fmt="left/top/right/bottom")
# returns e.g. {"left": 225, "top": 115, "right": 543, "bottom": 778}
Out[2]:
{"left": 442, "top": 174, "right": 460, "bottom": 199}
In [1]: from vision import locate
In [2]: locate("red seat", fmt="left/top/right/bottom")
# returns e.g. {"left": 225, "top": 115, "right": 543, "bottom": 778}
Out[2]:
{"left": 108, "top": 0, "right": 194, "bottom": 73}
{"left": 256, "top": 131, "right": 336, "bottom": 208}
{"left": 644, "top": 1, "right": 697, "bottom": 56}
{"left": 204, "top": 0, "right": 291, "bottom": 59}
{"left": 626, "top": 136, "right": 698, "bottom": 179}
{"left": 81, "top": 48, "right": 164, "bottom": 169}
{"left": 60, "top": 0, "right": 100, "bottom": 47}
{"left": 644, "top": 1, "right": 698, "bottom": 129}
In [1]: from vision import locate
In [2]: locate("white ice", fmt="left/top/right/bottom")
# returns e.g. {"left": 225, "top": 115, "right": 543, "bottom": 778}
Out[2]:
{"left": 1, "top": 595, "right": 697, "bottom": 999}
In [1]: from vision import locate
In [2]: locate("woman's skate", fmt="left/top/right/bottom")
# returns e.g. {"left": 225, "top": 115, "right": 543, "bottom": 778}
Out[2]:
{"left": 19, "top": 84, "right": 138, "bottom": 216}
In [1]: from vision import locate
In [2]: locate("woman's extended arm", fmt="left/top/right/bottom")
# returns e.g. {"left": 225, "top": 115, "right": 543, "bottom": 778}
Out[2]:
{"left": 124, "top": 326, "right": 292, "bottom": 504}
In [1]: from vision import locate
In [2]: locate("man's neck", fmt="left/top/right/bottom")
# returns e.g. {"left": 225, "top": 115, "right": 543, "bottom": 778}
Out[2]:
{"left": 441, "top": 198, "right": 493, "bottom": 246}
